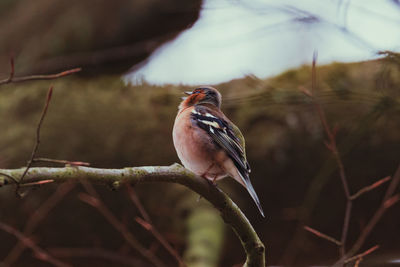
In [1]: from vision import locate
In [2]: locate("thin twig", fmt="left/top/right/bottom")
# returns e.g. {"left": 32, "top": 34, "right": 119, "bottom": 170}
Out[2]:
{"left": 350, "top": 176, "right": 391, "bottom": 200}
{"left": 354, "top": 258, "right": 362, "bottom": 267}
{"left": 0, "top": 221, "right": 71, "bottom": 267}
{"left": 18, "top": 179, "right": 55, "bottom": 187}
{"left": 344, "top": 245, "right": 379, "bottom": 264}
{"left": 304, "top": 226, "right": 342, "bottom": 246}
{"left": 126, "top": 185, "right": 152, "bottom": 222}
{"left": 383, "top": 163, "right": 400, "bottom": 201}
{"left": 134, "top": 217, "right": 186, "bottom": 267}
{"left": 346, "top": 164, "right": 400, "bottom": 257}
{"left": 79, "top": 181, "right": 166, "bottom": 267}
{"left": 4, "top": 182, "right": 76, "bottom": 265}
{"left": 300, "top": 54, "right": 399, "bottom": 266}
{"left": 333, "top": 164, "right": 400, "bottom": 266}
{"left": 310, "top": 53, "right": 352, "bottom": 256}
{"left": 354, "top": 257, "right": 362, "bottom": 267}
{"left": 127, "top": 185, "right": 186, "bottom": 267}
{"left": 16, "top": 86, "right": 53, "bottom": 196}
{"left": 0, "top": 62, "right": 81, "bottom": 86}
{"left": 384, "top": 194, "right": 400, "bottom": 208}
{"left": 32, "top": 158, "right": 90, "bottom": 166}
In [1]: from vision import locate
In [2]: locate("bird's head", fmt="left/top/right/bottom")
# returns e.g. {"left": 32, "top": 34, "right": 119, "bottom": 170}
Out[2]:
{"left": 179, "top": 86, "right": 222, "bottom": 110}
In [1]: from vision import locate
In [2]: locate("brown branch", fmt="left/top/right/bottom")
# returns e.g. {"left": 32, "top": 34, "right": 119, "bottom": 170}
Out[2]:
{"left": 32, "top": 158, "right": 90, "bottom": 167}
{"left": 18, "top": 179, "right": 55, "bottom": 187}
{"left": 79, "top": 181, "right": 166, "bottom": 267}
{"left": 345, "top": 165, "right": 400, "bottom": 258}
{"left": 126, "top": 185, "right": 152, "bottom": 222}
{"left": 310, "top": 53, "right": 352, "bottom": 256}
{"left": 350, "top": 176, "right": 391, "bottom": 200}
{"left": 127, "top": 185, "right": 186, "bottom": 267}
{"left": 0, "top": 61, "right": 81, "bottom": 86}
{"left": 354, "top": 257, "right": 362, "bottom": 267}
{"left": 304, "top": 226, "right": 342, "bottom": 246}
{"left": 5, "top": 56, "right": 15, "bottom": 83}
{"left": 0, "top": 221, "right": 71, "bottom": 267}
{"left": 299, "top": 54, "right": 399, "bottom": 266}
{"left": 135, "top": 217, "right": 186, "bottom": 267}
{"left": 333, "top": 164, "right": 400, "bottom": 266}
{"left": 383, "top": 163, "right": 400, "bottom": 201}
{"left": 344, "top": 245, "right": 379, "bottom": 264}
{"left": 16, "top": 86, "right": 53, "bottom": 196}
{"left": 384, "top": 194, "right": 400, "bottom": 208}
{"left": 4, "top": 182, "right": 76, "bottom": 265}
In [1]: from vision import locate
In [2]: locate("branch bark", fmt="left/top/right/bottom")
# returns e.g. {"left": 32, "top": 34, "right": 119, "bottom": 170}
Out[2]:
{"left": 0, "top": 163, "right": 265, "bottom": 267}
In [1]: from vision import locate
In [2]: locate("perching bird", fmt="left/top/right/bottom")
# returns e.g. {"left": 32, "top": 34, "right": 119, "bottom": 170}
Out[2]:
{"left": 172, "top": 86, "right": 264, "bottom": 217}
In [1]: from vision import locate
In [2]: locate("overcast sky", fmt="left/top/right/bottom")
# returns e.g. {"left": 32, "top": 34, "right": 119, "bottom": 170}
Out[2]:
{"left": 128, "top": 0, "right": 400, "bottom": 85}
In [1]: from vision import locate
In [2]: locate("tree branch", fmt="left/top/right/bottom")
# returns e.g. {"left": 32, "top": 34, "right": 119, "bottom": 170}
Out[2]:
{"left": 16, "top": 86, "right": 53, "bottom": 196}
{"left": 0, "top": 164, "right": 265, "bottom": 267}
{"left": 0, "top": 221, "right": 71, "bottom": 267}
{"left": 126, "top": 185, "right": 186, "bottom": 267}
{"left": 0, "top": 58, "right": 81, "bottom": 86}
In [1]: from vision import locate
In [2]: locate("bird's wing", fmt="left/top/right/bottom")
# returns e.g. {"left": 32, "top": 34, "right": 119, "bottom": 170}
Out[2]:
{"left": 191, "top": 106, "right": 250, "bottom": 175}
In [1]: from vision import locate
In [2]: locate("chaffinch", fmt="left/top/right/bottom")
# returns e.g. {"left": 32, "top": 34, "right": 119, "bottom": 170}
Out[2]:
{"left": 172, "top": 86, "right": 264, "bottom": 217}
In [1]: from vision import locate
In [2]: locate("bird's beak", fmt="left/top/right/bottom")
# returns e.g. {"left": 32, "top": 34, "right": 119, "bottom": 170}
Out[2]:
{"left": 184, "top": 91, "right": 192, "bottom": 95}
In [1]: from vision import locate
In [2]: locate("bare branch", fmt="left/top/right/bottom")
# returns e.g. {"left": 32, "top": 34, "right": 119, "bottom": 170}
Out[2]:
{"left": 0, "top": 164, "right": 266, "bottom": 267}
{"left": 0, "top": 221, "right": 71, "bottom": 267}
{"left": 32, "top": 158, "right": 90, "bottom": 166}
{"left": 350, "top": 176, "right": 391, "bottom": 200}
{"left": 299, "top": 54, "right": 399, "bottom": 266}
{"left": 134, "top": 217, "right": 186, "bottom": 267}
{"left": 383, "top": 163, "right": 400, "bottom": 201}
{"left": 384, "top": 194, "right": 400, "bottom": 208}
{"left": 16, "top": 86, "right": 53, "bottom": 196}
{"left": 304, "top": 226, "right": 341, "bottom": 246}
{"left": 126, "top": 185, "right": 152, "bottom": 223}
{"left": 5, "top": 56, "right": 15, "bottom": 83}
{"left": 79, "top": 181, "right": 166, "bottom": 267}
{"left": 0, "top": 65, "right": 81, "bottom": 86}
{"left": 126, "top": 185, "right": 186, "bottom": 266}
{"left": 344, "top": 245, "right": 379, "bottom": 264}
{"left": 333, "top": 164, "right": 400, "bottom": 266}
{"left": 310, "top": 53, "right": 352, "bottom": 256}
{"left": 4, "top": 182, "right": 76, "bottom": 265}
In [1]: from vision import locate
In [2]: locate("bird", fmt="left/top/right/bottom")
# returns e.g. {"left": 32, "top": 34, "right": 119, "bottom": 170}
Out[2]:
{"left": 172, "top": 86, "right": 264, "bottom": 217}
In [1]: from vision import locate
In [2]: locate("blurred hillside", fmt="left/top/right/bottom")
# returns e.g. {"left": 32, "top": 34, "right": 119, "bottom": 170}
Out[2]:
{"left": 0, "top": 56, "right": 399, "bottom": 266}
{"left": 0, "top": 0, "right": 201, "bottom": 75}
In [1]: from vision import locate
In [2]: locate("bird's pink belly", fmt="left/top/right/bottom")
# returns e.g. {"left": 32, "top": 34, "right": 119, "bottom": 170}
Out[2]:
{"left": 173, "top": 126, "right": 226, "bottom": 180}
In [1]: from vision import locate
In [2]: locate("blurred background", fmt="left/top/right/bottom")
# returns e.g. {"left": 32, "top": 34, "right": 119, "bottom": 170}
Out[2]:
{"left": 0, "top": 0, "right": 399, "bottom": 266}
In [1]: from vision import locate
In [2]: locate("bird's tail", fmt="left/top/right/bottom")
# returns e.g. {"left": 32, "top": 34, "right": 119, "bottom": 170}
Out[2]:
{"left": 237, "top": 170, "right": 265, "bottom": 217}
